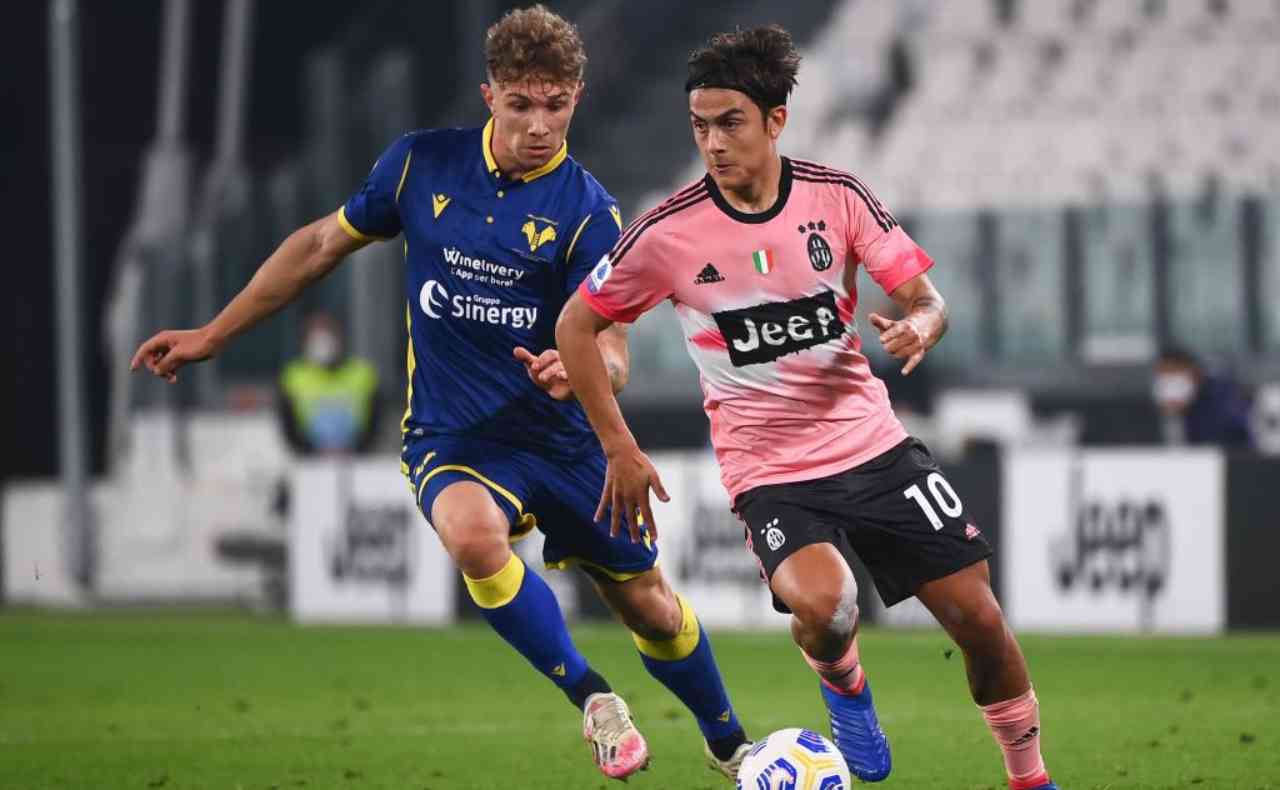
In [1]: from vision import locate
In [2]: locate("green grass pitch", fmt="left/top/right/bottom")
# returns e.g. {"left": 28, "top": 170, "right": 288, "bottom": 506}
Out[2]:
{"left": 1, "top": 610, "right": 1277, "bottom": 789}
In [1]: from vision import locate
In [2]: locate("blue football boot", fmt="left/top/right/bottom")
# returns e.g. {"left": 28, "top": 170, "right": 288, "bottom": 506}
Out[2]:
{"left": 819, "top": 679, "right": 892, "bottom": 782}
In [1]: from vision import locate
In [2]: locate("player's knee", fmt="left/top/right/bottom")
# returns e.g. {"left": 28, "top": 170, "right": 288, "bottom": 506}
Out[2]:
{"left": 953, "top": 601, "right": 1008, "bottom": 654}
{"left": 431, "top": 483, "right": 512, "bottom": 571}
{"left": 619, "top": 585, "right": 683, "bottom": 642}
{"left": 453, "top": 537, "right": 510, "bottom": 579}
{"left": 439, "top": 520, "right": 509, "bottom": 578}
{"left": 627, "top": 588, "right": 704, "bottom": 663}
{"left": 628, "top": 606, "right": 682, "bottom": 642}
{"left": 970, "top": 602, "right": 1008, "bottom": 642}
{"left": 790, "top": 582, "right": 859, "bottom": 643}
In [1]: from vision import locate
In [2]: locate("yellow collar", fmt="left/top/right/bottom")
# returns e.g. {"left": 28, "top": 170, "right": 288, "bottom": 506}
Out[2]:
{"left": 482, "top": 117, "right": 568, "bottom": 183}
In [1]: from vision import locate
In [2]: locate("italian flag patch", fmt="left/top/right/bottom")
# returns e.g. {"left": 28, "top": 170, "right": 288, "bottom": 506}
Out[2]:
{"left": 751, "top": 249, "right": 775, "bottom": 275}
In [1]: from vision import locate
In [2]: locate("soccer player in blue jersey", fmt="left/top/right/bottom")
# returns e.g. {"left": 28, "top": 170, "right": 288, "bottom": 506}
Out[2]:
{"left": 131, "top": 5, "right": 751, "bottom": 782}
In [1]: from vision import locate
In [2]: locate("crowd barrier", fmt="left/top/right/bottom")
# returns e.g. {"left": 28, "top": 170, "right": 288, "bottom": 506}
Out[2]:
{"left": 4, "top": 443, "right": 1276, "bottom": 631}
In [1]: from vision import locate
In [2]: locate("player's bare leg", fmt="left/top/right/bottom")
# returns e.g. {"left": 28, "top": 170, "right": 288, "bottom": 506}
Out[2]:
{"left": 771, "top": 544, "right": 860, "bottom": 661}
{"left": 592, "top": 568, "right": 750, "bottom": 780}
{"left": 432, "top": 482, "right": 512, "bottom": 578}
{"left": 916, "top": 561, "right": 1057, "bottom": 790}
{"left": 432, "top": 482, "right": 642, "bottom": 780}
{"left": 915, "top": 561, "right": 1028, "bottom": 704}
{"left": 770, "top": 544, "right": 891, "bottom": 782}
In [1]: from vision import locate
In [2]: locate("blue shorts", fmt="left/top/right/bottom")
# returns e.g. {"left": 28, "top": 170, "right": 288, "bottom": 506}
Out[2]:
{"left": 402, "top": 434, "right": 658, "bottom": 581}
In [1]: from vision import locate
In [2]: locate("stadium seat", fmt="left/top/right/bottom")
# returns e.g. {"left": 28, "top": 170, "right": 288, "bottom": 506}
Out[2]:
{"left": 1088, "top": 0, "right": 1148, "bottom": 31}
{"left": 1016, "top": 0, "right": 1075, "bottom": 36}
{"left": 920, "top": 0, "right": 1003, "bottom": 39}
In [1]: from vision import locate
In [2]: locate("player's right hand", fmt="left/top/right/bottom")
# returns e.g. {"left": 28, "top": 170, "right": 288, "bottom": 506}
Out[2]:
{"left": 130, "top": 328, "right": 218, "bottom": 383}
{"left": 597, "top": 444, "right": 670, "bottom": 544}
{"left": 513, "top": 346, "right": 573, "bottom": 400}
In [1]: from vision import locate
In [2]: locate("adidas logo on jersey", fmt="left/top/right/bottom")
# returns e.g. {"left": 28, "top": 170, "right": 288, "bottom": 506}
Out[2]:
{"left": 694, "top": 263, "right": 725, "bottom": 285}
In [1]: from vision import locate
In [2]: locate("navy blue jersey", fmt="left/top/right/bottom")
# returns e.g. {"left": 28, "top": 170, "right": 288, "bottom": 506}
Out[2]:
{"left": 340, "top": 121, "right": 622, "bottom": 457}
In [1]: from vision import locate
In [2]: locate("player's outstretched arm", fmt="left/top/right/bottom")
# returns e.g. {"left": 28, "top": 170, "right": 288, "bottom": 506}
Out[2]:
{"left": 868, "top": 272, "right": 948, "bottom": 376}
{"left": 556, "top": 295, "right": 669, "bottom": 542}
{"left": 130, "top": 210, "right": 368, "bottom": 382}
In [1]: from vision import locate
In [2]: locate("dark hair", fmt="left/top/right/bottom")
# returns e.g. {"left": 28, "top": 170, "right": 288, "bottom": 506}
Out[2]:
{"left": 685, "top": 25, "right": 801, "bottom": 117}
{"left": 1157, "top": 345, "right": 1201, "bottom": 369}
{"left": 485, "top": 4, "right": 587, "bottom": 85}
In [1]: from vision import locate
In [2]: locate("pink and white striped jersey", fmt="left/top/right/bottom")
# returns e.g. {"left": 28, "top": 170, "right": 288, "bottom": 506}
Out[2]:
{"left": 579, "top": 157, "right": 934, "bottom": 502}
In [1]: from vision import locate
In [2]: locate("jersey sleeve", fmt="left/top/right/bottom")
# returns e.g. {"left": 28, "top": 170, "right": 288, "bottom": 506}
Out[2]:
{"left": 577, "top": 218, "right": 673, "bottom": 324}
{"left": 339, "top": 133, "right": 416, "bottom": 242}
{"left": 564, "top": 202, "right": 623, "bottom": 298}
{"left": 845, "top": 183, "right": 934, "bottom": 295}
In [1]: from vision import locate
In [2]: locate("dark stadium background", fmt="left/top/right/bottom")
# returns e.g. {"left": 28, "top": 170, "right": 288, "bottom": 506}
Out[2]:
{"left": 3, "top": 1, "right": 849, "bottom": 481}
{"left": 5, "top": 0, "right": 358, "bottom": 479}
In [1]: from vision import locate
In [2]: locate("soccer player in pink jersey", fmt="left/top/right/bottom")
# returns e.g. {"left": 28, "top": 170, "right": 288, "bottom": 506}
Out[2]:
{"left": 556, "top": 26, "right": 1059, "bottom": 789}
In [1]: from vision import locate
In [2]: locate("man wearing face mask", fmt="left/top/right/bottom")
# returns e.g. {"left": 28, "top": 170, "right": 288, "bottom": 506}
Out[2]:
{"left": 277, "top": 311, "right": 381, "bottom": 455}
{"left": 222, "top": 312, "right": 377, "bottom": 610}
{"left": 1153, "top": 347, "right": 1253, "bottom": 448}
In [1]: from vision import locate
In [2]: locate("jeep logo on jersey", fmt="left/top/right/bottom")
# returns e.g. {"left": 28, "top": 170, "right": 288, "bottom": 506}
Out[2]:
{"left": 418, "top": 280, "right": 538, "bottom": 329}
{"left": 712, "top": 291, "right": 844, "bottom": 367}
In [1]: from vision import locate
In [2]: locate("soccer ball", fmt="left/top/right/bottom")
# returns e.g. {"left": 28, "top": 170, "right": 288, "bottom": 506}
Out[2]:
{"left": 736, "top": 727, "right": 852, "bottom": 790}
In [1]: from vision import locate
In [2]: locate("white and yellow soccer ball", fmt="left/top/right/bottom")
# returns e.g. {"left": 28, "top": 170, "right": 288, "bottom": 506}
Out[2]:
{"left": 736, "top": 728, "right": 851, "bottom": 790}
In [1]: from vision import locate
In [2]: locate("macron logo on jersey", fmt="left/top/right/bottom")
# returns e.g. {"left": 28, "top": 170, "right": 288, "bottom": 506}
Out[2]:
{"left": 419, "top": 280, "right": 538, "bottom": 329}
{"left": 587, "top": 256, "right": 612, "bottom": 294}
{"left": 712, "top": 291, "right": 844, "bottom": 367}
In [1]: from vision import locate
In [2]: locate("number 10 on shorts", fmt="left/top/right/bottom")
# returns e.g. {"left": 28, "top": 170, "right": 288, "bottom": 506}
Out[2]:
{"left": 903, "top": 472, "right": 963, "bottom": 531}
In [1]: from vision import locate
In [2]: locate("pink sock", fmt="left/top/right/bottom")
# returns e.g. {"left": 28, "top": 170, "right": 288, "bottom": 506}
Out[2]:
{"left": 802, "top": 638, "right": 866, "bottom": 696}
{"left": 980, "top": 688, "right": 1049, "bottom": 790}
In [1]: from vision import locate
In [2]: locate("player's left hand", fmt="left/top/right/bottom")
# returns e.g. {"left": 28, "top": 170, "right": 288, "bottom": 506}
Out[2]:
{"left": 514, "top": 346, "right": 573, "bottom": 400}
{"left": 868, "top": 312, "right": 927, "bottom": 376}
{"left": 597, "top": 443, "right": 670, "bottom": 544}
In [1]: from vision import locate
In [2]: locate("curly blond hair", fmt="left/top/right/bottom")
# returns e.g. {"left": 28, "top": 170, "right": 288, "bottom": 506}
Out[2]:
{"left": 485, "top": 4, "right": 587, "bottom": 85}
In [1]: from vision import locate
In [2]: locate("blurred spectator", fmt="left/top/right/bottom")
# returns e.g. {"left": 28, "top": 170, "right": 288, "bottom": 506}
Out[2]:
{"left": 1152, "top": 347, "right": 1253, "bottom": 448}
{"left": 1252, "top": 383, "right": 1280, "bottom": 456}
{"left": 277, "top": 312, "right": 381, "bottom": 455}
{"left": 221, "top": 313, "right": 381, "bottom": 612}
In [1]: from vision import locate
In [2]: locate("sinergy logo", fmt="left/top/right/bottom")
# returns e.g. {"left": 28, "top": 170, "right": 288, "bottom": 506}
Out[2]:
{"left": 419, "top": 280, "right": 538, "bottom": 329}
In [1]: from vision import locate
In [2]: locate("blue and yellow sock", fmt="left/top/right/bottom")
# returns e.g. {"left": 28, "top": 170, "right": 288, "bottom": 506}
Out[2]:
{"left": 465, "top": 554, "right": 609, "bottom": 708}
{"left": 633, "top": 594, "right": 745, "bottom": 754}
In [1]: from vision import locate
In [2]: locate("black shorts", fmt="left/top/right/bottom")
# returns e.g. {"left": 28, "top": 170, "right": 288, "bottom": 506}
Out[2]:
{"left": 735, "top": 437, "right": 993, "bottom": 610}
